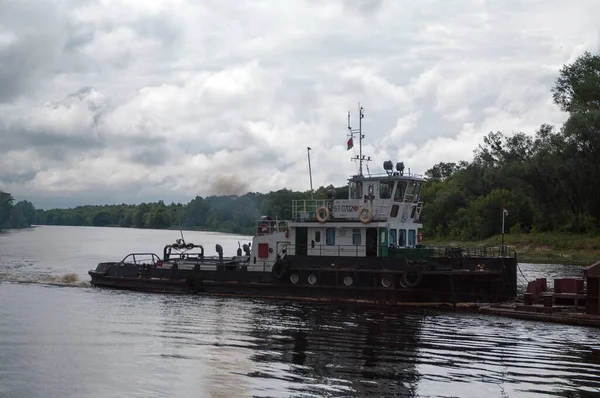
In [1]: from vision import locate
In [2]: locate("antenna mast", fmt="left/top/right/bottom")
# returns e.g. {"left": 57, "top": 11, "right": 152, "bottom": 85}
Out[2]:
{"left": 348, "top": 103, "right": 371, "bottom": 176}
{"left": 307, "top": 147, "right": 314, "bottom": 199}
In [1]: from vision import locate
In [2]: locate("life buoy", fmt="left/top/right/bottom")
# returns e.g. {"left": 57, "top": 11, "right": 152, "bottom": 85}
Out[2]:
{"left": 343, "top": 275, "right": 353, "bottom": 287}
{"left": 359, "top": 207, "right": 373, "bottom": 223}
{"left": 290, "top": 273, "right": 299, "bottom": 284}
{"left": 156, "top": 259, "right": 163, "bottom": 267}
{"left": 315, "top": 206, "right": 329, "bottom": 223}
{"left": 381, "top": 275, "right": 393, "bottom": 288}
{"left": 258, "top": 223, "right": 269, "bottom": 235}
{"left": 272, "top": 260, "right": 287, "bottom": 280}
{"left": 403, "top": 264, "right": 423, "bottom": 288}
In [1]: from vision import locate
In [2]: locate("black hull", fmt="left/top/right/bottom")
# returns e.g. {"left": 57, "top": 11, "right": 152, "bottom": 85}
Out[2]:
{"left": 89, "top": 255, "right": 517, "bottom": 305}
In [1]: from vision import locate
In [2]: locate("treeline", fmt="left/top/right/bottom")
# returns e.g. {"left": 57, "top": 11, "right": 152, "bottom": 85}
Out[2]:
{"left": 34, "top": 186, "right": 348, "bottom": 235}
{"left": 0, "top": 192, "right": 36, "bottom": 230}
{"left": 422, "top": 51, "right": 600, "bottom": 239}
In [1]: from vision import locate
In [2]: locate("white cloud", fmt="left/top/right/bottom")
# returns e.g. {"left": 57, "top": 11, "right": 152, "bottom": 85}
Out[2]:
{"left": 391, "top": 112, "right": 421, "bottom": 139}
{"left": 1, "top": 0, "right": 599, "bottom": 208}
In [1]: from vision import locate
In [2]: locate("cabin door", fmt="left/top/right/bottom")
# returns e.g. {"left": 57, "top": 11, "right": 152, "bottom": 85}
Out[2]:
{"left": 366, "top": 228, "right": 378, "bottom": 257}
{"left": 378, "top": 228, "right": 388, "bottom": 257}
{"left": 296, "top": 227, "right": 308, "bottom": 256}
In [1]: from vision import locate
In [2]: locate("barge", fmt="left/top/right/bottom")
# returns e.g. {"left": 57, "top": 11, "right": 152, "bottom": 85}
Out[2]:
{"left": 90, "top": 107, "right": 517, "bottom": 304}
{"left": 479, "top": 261, "right": 600, "bottom": 328}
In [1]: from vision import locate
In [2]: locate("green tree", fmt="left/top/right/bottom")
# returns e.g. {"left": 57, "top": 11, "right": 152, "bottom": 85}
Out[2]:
{"left": 92, "top": 210, "right": 112, "bottom": 226}
{"left": 7, "top": 201, "right": 36, "bottom": 228}
{"left": 147, "top": 208, "right": 171, "bottom": 229}
{"left": 552, "top": 51, "right": 600, "bottom": 113}
{"left": 0, "top": 191, "right": 15, "bottom": 227}
{"left": 425, "top": 162, "right": 462, "bottom": 181}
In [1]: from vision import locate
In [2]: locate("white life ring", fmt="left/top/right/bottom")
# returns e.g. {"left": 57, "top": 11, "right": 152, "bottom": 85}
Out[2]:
{"left": 359, "top": 207, "right": 373, "bottom": 223}
{"left": 315, "top": 206, "right": 330, "bottom": 223}
{"left": 343, "top": 275, "right": 354, "bottom": 287}
{"left": 290, "top": 273, "right": 300, "bottom": 284}
{"left": 381, "top": 275, "right": 393, "bottom": 288}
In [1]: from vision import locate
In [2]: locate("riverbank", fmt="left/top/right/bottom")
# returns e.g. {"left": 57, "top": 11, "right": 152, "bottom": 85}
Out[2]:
{"left": 425, "top": 232, "right": 600, "bottom": 266}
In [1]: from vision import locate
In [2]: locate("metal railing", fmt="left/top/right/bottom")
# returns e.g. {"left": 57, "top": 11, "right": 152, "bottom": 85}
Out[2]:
{"left": 118, "top": 252, "right": 162, "bottom": 265}
{"left": 256, "top": 219, "right": 289, "bottom": 235}
{"left": 280, "top": 242, "right": 365, "bottom": 257}
{"left": 280, "top": 243, "right": 515, "bottom": 259}
{"left": 292, "top": 200, "right": 332, "bottom": 220}
{"left": 364, "top": 171, "right": 425, "bottom": 179}
{"left": 418, "top": 246, "right": 515, "bottom": 258}
{"left": 291, "top": 200, "right": 392, "bottom": 222}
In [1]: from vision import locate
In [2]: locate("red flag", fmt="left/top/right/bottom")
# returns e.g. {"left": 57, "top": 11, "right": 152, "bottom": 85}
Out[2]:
{"left": 347, "top": 137, "right": 353, "bottom": 150}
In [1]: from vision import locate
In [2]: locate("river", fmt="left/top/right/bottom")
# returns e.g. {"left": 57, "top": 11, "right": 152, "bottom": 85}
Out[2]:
{"left": 1, "top": 226, "right": 599, "bottom": 397}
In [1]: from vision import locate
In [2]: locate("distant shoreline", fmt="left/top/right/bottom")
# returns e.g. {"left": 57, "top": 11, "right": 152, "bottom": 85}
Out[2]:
{"left": 18, "top": 225, "right": 598, "bottom": 266}
{"left": 427, "top": 232, "right": 599, "bottom": 266}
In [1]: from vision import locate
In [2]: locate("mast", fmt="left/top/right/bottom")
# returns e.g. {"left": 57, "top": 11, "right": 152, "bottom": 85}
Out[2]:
{"left": 348, "top": 103, "right": 370, "bottom": 176}
{"left": 359, "top": 104, "right": 363, "bottom": 175}
{"left": 307, "top": 147, "right": 314, "bottom": 199}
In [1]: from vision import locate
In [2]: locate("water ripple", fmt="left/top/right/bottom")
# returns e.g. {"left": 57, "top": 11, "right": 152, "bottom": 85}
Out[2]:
{"left": 1, "top": 227, "right": 600, "bottom": 397}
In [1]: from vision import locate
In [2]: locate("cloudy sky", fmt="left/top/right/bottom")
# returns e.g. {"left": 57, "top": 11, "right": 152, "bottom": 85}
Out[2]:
{"left": 1, "top": 0, "right": 599, "bottom": 209}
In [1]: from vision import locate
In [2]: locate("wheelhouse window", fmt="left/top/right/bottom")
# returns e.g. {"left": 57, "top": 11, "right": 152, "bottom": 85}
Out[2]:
{"left": 389, "top": 229, "right": 397, "bottom": 247}
{"left": 399, "top": 229, "right": 406, "bottom": 246}
{"left": 394, "top": 181, "right": 406, "bottom": 202}
{"left": 408, "top": 229, "right": 416, "bottom": 247}
{"left": 349, "top": 182, "right": 363, "bottom": 199}
{"left": 326, "top": 228, "right": 336, "bottom": 245}
{"left": 315, "top": 230, "right": 321, "bottom": 243}
{"left": 379, "top": 181, "right": 394, "bottom": 199}
{"left": 413, "top": 183, "right": 422, "bottom": 203}
{"left": 405, "top": 181, "right": 417, "bottom": 201}
{"left": 352, "top": 229, "right": 361, "bottom": 245}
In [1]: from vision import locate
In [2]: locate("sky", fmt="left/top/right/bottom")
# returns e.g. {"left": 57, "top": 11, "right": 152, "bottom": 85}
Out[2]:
{"left": 1, "top": 0, "right": 599, "bottom": 209}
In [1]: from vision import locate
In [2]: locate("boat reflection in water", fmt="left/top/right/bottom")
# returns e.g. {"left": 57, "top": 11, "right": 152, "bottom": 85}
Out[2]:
{"left": 155, "top": 295, "right": 600, "bottom": 397}
{"left": 246, "top": 304, "right": 422, "bottom": 397}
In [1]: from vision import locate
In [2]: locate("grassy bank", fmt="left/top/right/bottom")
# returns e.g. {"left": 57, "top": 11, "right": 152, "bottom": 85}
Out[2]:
{"left": 424, "top": 232, "right": 600, "bottom": 266}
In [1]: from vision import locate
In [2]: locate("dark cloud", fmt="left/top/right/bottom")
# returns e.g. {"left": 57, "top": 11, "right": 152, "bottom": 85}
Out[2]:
{"left": 0, "top": 37, "right": 50, "bottom": 102}
{"left": 1, "top": 129, "right": 104, "bottom": 154}
{"left": 125, "top": 141, "right": 172, "bottom": 166}
{"left": 0, "top": 0, "right": 598, "bottom": 208}
{"left": 0, "top": 172, "right": 37, "bottom": 185}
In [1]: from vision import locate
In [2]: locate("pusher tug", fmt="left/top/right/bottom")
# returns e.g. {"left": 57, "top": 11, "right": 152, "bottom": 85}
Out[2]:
{"left": 90, "top": 106, "right": 517, "bottom": 305}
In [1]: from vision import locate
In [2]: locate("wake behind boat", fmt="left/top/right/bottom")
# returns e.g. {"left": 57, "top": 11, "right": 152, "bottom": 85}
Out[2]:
{"left": 89, "top": 106, "right": 517, "bottom": 304}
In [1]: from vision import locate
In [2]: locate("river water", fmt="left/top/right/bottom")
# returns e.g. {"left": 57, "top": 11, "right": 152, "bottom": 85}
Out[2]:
{"left": 1, "top": 226, "right": 599, "bottom": 397}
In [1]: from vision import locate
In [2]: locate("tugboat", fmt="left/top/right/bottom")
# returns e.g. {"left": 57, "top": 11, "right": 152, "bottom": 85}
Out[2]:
{"left": 90, "top": 107, "right": 517, "bottom": 304}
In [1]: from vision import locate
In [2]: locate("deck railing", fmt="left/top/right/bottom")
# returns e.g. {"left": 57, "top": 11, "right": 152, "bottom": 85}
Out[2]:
{"left": 400, "top": 246, "right": 515, "bottom": 258}
{"left": 119, "top": 252, "right": 162, "bottom": 265}
{"left": 291, "top": 200, "right": 332, "bottom": 221}
{"left": 291, "top": 200, "right": 393, "bottom": 222}
{"left": 256, "top": 219, "right": 289, "bottom": 235}
{"left": 279, "top": 243, "right": 515, "bottom": 259}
